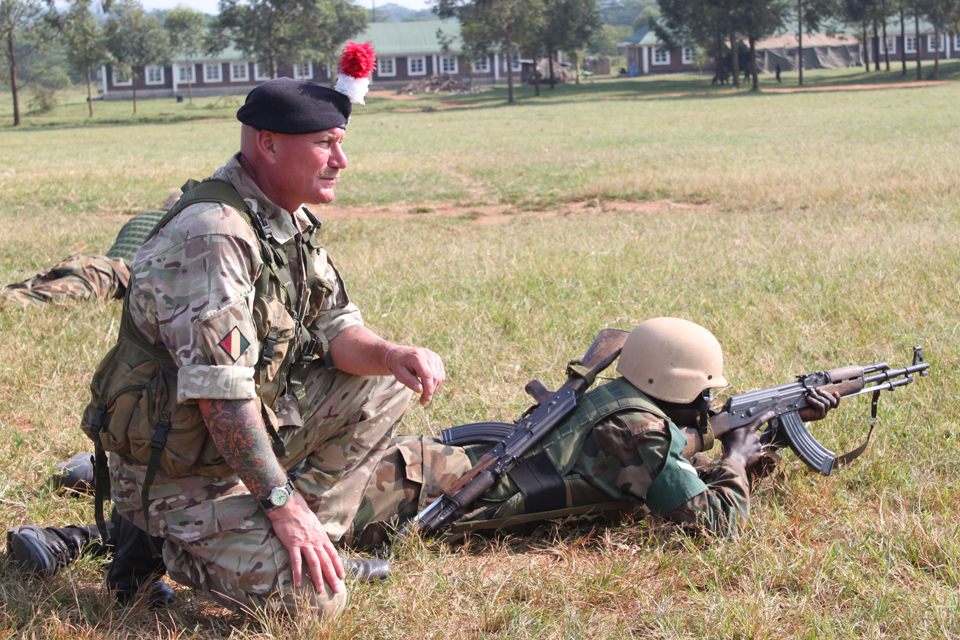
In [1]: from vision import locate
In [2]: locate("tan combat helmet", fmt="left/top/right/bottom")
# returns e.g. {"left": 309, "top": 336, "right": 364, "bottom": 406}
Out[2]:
{"left": 616, "top": 317, "right": 728, "bottom": 403}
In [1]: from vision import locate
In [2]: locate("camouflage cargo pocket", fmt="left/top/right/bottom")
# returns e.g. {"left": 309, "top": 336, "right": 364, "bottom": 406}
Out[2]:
{"left": 164, "top": 493, "right": 260, "bottom": 544}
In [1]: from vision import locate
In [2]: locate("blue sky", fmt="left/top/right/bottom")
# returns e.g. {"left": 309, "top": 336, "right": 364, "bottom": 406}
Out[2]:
{"left": 140, "top": 0, "right": 432, "bottom": 16}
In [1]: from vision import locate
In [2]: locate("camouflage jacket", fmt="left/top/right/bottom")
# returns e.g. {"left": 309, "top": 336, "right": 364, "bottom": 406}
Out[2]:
{"left": 459, "top": 378, "right": 752, "bottom": 536}
{"left": 127, "top": 153, "right": 362, "bottom": 424}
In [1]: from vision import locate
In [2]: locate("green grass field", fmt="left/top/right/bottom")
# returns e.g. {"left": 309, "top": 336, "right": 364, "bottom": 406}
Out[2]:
{"left": 0, "top": 65, "right": 958, "bottom": 638}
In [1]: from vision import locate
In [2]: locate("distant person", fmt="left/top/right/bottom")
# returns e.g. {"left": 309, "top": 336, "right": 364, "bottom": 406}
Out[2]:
{"left": 776, "top": 63, "right": 782, "bottom": 83}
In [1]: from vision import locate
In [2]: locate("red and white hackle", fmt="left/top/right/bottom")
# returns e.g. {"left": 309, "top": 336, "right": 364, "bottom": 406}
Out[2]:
{"left": 335, "top": 42, "right": 377, "bottom": 105}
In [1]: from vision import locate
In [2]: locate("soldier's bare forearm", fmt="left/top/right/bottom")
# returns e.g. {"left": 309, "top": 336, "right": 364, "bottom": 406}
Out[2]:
{"left": 198, "top": 398, "right": 286, "bottom": 499}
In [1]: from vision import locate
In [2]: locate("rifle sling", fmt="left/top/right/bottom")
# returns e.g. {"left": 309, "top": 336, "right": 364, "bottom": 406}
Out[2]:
{"left": 833, "top": 389, "right": 880, "bottom": 470}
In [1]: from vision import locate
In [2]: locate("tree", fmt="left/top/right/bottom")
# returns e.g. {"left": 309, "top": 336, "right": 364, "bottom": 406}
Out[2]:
{"left": 539, "top": 0, "right": 600, "bottom": 87}
{"left": 0, "top": 0, "right": 60, "bottom": 126}
{"left": 795, "top": 0, "right": 838, "bottom": 85}
{"left": 438, "top": 0, "right": 544, "bottom": 104}
{"left": 164, "top": 6, "right": 204, "bottom": 104}
{"left": 918, "top": 0, "right": 959, "bottom": 78}
{"left": 58, "top": 0, "right": 109, "bottom": 117}
{"left": 211, "top": 0, "right": 366, "bottom": 83}
{"left": 587, "top": 23, "right": 632, "bottom": 57}
{"left": 598, "top": 0, "right": 654, "bottom": 26}
{"left": 105, "top": 0, "right": 170, "bottom": 113}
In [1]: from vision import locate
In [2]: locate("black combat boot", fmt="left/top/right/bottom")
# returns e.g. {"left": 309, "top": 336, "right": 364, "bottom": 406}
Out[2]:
{"left": 106, "top": 514, "right": 177, "bottom": 608}
{"left": 7, "top": 522, "right": 111, "bottom": 577}
{"left": 342, "top": 557, "right": 391, "bottom": 582}
{"left": 52, "top": 452, "right": 96, "bottom": 494}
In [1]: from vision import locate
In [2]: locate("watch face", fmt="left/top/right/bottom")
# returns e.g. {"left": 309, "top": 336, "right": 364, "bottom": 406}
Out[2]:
{"left": 270, "top": 487, "right": 290, "bottom": 508}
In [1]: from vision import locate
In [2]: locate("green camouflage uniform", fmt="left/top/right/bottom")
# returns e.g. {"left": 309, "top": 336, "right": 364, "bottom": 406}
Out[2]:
{"left": 0, "top": 210, "right": 165, "bottom": 304}
{"left": 344, "top": 378, "right": 751, "bottom": 549}
{"left": 107, "top": 154, "right": 410, "bottom": 615}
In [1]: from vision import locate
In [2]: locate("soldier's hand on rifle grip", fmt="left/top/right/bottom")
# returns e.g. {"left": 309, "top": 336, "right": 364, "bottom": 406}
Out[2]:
{"left": 798, "top": 389, "right": 840, "bottom": 422}
{"left": 721, "top": 410, "right": 772, "bottom": 470}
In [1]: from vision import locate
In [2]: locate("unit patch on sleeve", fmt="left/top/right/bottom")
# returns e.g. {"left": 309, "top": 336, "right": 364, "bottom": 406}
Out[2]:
{"left": 218, "top": 326, "right": 251, "bottom": 362}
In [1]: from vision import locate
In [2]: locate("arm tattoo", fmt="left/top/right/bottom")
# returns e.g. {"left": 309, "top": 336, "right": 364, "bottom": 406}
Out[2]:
{"left": 199, "top": 398, "right": 286, "bottom": 500}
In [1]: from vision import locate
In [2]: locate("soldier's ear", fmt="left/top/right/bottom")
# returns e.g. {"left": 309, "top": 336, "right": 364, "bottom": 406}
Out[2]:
{"left": 257, "top": 130, "right": 280, "bottom": 165}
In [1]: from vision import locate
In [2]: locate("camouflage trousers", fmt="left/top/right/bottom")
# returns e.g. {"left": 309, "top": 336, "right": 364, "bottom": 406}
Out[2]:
{"left": 110, "top": 367, "right": 411, "bottom": 616}
{"left": 341, "top": 436, "right": 626, "bottom": 549}
{"left": 1, "top": 255, "right": 130, "bottom": 304}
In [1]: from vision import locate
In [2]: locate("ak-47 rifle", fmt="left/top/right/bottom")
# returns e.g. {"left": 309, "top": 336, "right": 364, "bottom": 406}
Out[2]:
{"left": 405, "top": 328, "right": 630, "bottom": 537}
{"left": 710, "top": 346, "right": 931, "bottom": 475}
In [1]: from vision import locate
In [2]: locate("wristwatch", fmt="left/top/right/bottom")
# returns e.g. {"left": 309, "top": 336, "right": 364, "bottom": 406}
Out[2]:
{"left": 259, "top": 476, "right": 296, "bottom": 511}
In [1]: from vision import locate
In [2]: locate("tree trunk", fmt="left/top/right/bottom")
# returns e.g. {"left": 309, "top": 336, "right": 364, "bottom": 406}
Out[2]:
{"left": 533, "top": 54, "right": 540, "bottom": 96}
{"left": 915, "top": 9, "right": 922, "bottom": 80}
{"left": 132, "top": 72, "right": 138, "bottom": 114}
{"left": 749, "top": 35, "right": 758, "bottom": 91}
{"left": 187, "top": 62, "right": 193, "bottom": 103}
{"left": 862, "top": 23, "right": 869, "bottom": 68}
{"left": 6, "top": 30, "right": 20, "bottom": 126}
{"left": 873, "top": 20, "right": 880, "bottom": 71}
{"left": 900, "top": 7, "right": 907, "bottom": 75}
{"left": 730, "top": 35, "right": 740, "bottom": 88}
{"left": 714, "top": 32, "right": 722, "bottom": 82}
{"left": 574, "top": 51, "right": 580, "bottom": 85}
{"left": 549, "top": 51, "right": 555, "bottom": 89}
{"left": 505, "top": 42, "right": 515, "bottom": 103}
{"left": 882, "top": 9, "right": 890, "bottom": 71}
{"left": 797, "top": 0, "right": 803, "bottom": 86}
{"left": 85, "top": 66, "right": 93, "bottom": 118}
{"left": 932, "top": 26, "right": 939, "bottom": 79}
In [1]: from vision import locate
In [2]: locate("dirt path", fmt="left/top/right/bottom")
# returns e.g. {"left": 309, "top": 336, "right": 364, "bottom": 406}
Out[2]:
{"left": 312, "top": 199, "right": 712, "bottom": 226}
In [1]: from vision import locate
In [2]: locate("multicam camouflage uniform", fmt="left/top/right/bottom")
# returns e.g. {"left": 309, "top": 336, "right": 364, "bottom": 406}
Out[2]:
{"left": 0, "top": 210, "right": 166, "bottom": 304}
{"left": 104, "top": 154, "right": 410, "bottom": 615}
{"left": 344, "top": 377, "right": 751, "bottom": 549}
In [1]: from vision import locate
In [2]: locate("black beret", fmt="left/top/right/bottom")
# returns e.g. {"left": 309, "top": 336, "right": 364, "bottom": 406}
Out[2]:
{"left": 236, "top": 77, "right": 352, "bottom": 134}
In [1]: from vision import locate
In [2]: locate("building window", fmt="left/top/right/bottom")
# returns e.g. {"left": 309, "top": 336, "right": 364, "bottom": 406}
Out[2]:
{"left": 230, "top": 62, "right": 249, "bottom": 82}
{"left": 955, "top": 34, "right": 960, "bottom": 50}
{"left": 293, "top": 61, "right": 313, "bottom": 80}
{"left": 927, "top": 34, "right": 945, "bottom": 52}
{"left": 378, "top": 56, "right": 395, "bottom": 76}
{"left": 408, "top": 56, "right": 426, "bottom": 75}
{"left": 511, "top": 54, "right": 521, "bottom": 71}
{"left": 177, "top": 64, "right": 195, "bottom": 84}
{"left": 145, "top": 65, "right": 164, "bottom": 85}
{"left": 254, "top": 62, "right": 271, "bottom": 80}
{"left": 879, "top": 37, "right": 896, "bottom": 54}
{"left": 112, "top": 66, "right": 133, "bottom": 86}
{"left": 473, "top": 56, "right": 489, "bottom": 73}
{"left": 682, "top": 47, "right": 694, "bottom": 64}
{"left": 440, "top": 55, "right": 458, "bottom": 74}
{"left": 905, "top": 36, "right": 917, "bottom": 53}
{"left": 203, "top": 63, "right": 222, "bottom": 83}
{"left": 652, "top": 48, "right": 670, "bottom": 65}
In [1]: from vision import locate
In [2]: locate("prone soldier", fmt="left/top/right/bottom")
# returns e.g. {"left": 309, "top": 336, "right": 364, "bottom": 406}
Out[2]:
{"left": 342, "top": 318, "right": 839, "bottom": 548}
{"left": 0, "top": 192, "right": 180, "bottom": 305}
